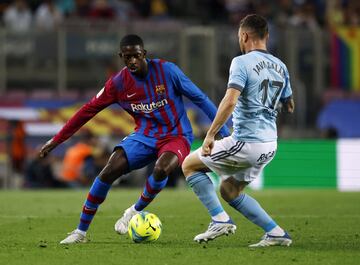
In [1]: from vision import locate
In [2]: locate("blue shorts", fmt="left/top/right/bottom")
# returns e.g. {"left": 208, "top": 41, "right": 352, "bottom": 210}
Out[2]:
{"left": 115, "top": 133, "right": 191, "bottom": 171}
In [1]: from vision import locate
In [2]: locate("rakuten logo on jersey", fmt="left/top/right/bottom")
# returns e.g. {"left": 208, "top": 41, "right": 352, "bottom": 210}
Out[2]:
{"left": 131, "top": 99, "right": 168, "bottom": 113}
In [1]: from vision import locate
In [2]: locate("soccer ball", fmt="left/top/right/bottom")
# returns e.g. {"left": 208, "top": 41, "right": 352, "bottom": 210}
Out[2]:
{"left": 128, "top": 212, "right": 162, "bottom": 243}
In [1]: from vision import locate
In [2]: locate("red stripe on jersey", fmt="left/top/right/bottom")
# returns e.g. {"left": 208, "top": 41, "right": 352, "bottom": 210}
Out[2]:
{"left": 159, "top": 61, "right": 183, "bottom": 135}
{"left": 144, "top": 84, "right": 156, "bottom": 136}
{"left": 146, "top": 79, "right": 162, "bottom": 137}
{"left": 133, "top": 113, "right": 142, "bottom": 132}
{"left": 151, "top": 61, "right": 172, "bottom": 133}
{"left": 150, "top": 61, "right": 172, "bottom": 135}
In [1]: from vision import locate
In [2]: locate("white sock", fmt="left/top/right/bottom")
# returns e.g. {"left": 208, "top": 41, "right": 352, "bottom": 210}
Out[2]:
{"left": 267, "top": 225, "right": 285, "bottom": 236}
{"left": 212, "top": 211, "right": 230, "bottom": 222}
{"left": 131, "top": 204, "right": 139, "bottom": 212}
{"left": 75, "top": 229, "right": 86, "bottom": 236}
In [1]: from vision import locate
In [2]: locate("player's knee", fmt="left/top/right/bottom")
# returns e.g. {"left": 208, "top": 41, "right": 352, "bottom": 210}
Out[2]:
{"left": 182, "top": 154, "right": 197, "bottom": 177}
{"left": 220, "top": 181, "right": 241, "bottom": 202}
{"left": 220, "top": 184, "right": 232, "bottom": 202}
{"left": 98, "top": 156, "right": 128, "bottom": 184}
{"left": 152, "top": 165, "right": 168, "bottom": 181}
{"left": 98, "top": 163, "right": 120, "bottom": 184}
{"left": 181, "top": 157, "right": 191, "bottom": 177}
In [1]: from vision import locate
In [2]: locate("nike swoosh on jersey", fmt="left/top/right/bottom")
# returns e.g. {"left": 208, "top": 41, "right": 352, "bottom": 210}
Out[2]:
{"left": 177, "top": 149, "right": 182, "bottom": 157}
{"left": 127, "top": 93, "right": 136, "bottom": 98}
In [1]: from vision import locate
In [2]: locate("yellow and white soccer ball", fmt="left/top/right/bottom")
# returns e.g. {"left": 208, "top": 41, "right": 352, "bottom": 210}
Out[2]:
{"left": 128, "top": 212, "right": 162, "bottom": 243}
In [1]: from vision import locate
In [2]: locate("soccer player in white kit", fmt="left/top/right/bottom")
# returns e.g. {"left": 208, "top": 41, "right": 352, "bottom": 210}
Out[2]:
{"left": 182, "top": 14, "right": 295, "bottom": 247}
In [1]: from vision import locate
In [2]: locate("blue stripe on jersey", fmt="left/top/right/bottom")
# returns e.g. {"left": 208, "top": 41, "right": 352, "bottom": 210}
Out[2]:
{"left": 142, "top": 81, "right": 155, "bottom": 137}
{"left": 179, "top": 105, "right": 193, "bottom": 140}
{"left": 145, "top": 79, "right": 159, "bottom": 137}
{"left": 158, "top": 63, "right": 179, "bottom": 136}
{"left": 174, "top": 95, "right": 184, "bottom": 137}
{"left": 149, "top": 80, "right": 164, "bottom": 137}
{"left": 166, "top": 87, "right": 179, "bottom": 136}
{"left": 148, "top": 70, "right": 167, "bottom": 136}
{"left": 151, "top": 61, "right": 172, "bottom": 137}
{"left": 135, "top": 112, "right": 146, "bottom": 135}
{"left": 160, "top": 61, "right": 193, "bottom": 137}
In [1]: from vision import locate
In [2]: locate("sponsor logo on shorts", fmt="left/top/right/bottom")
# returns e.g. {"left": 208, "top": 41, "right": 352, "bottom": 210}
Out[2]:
{"left": 257, "top": 150, "right": 276, "bottom": 162}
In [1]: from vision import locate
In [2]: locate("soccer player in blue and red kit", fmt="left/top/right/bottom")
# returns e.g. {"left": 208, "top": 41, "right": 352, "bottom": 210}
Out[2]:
{"left": 39, "top": 34, "right": 230, "bottom": 244}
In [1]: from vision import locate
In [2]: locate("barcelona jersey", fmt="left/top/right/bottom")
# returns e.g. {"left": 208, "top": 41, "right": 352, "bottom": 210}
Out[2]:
{"left": 53, "top": 59, "right": 230, "bottom": 144}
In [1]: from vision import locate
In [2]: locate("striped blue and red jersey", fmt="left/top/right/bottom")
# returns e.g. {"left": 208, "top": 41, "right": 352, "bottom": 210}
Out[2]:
{"left": 53, "top": 59, "right": 230, "bottom": 144}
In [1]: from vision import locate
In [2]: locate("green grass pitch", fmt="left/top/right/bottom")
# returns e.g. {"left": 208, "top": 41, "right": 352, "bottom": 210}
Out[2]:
{"left": 1, "top": 189, "right": 359, "bottom": 265}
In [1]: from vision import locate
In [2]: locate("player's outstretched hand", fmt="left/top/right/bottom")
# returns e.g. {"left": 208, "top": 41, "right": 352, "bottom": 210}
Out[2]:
{"left": 201, "top": 135, "right": 214, "bottom": 156}
{"left": 39, "top": 138, "right": 58, "bottom": 158}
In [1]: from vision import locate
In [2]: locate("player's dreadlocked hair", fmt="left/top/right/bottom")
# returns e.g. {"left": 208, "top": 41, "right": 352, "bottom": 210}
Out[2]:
{"left": 120, "top": 34, "right": 144, "bottom": 48}
{"left": 240, "top": 14, "right": 268, "bottom": 39}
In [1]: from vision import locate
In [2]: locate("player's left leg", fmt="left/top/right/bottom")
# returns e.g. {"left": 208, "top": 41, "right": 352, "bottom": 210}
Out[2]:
{"left": 134, "top": 151, "right": 178, "bottom": 210}
{"left": 115, "top": 136, "right": 189, "bottom": 234}
{"left": 134, "top": 136, "right": 190, "bottom": 211}
{"left": 60, "top": 147, "right": 130, "bottom": 244}
{"left": 221, "top": 178, "right": 291, "bottom": 247}
{"left": 114, "top": 152, "right": 178, "bottom": 234}
{"left": 221, "top": 162, "right": 292, "bottom": 247}
{"left": 182, "top": 146, "right": 236, "bottom": 243}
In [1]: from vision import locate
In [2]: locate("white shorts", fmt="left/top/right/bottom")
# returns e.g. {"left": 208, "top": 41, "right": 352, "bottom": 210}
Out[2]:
{"left": 195, "top": 136, "right": 277, "bottom": 183}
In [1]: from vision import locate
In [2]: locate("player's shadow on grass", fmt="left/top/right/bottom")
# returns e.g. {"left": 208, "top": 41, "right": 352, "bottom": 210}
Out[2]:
{"left": 75, "top": 239, "right": 245, "bottom": 248}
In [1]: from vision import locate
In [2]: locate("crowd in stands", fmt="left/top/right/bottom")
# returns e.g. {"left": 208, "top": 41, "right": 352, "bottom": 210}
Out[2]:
{"left": 0, "top": 0, "right": 359, "bottom": 33}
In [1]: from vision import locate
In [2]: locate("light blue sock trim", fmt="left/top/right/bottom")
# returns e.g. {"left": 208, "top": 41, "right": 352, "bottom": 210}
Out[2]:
{"left": 229, "top": 193, "right": 245, "bottom": 208}
{"left": 210, "top": 205, "right": 224, "bottom": 216}
{"left": 186, "top": 172, "right": 212, "bottom": 187}
{"left": 264, "top": 220, "right": 277, "bottom": 232}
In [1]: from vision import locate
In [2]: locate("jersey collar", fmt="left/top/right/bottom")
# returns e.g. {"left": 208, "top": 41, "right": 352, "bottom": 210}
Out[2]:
{"left": 248, "top": 49, "right": 269, "bottom": 54}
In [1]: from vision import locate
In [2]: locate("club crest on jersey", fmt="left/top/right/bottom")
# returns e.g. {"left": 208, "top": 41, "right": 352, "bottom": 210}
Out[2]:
{"left": 155, "top": 84, "right": 166, "bottom": 94}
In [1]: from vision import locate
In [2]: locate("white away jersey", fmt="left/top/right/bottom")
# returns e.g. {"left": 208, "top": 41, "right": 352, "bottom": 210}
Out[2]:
{"left": 228, "top": 50, "right": 292, "bottom": 142}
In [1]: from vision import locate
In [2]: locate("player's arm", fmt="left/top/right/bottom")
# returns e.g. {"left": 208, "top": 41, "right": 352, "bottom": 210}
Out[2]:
{"left": 202, "top": 56, "right": 246, "bottom": 156}
{"left": 280, "top": 96, "right": 295, "bottom": 113}
{"left": 170, "top": 63, "right": 231, "bottom": 137}
{"left": 202, "top": 88, "right": 240, "bottom": 156}
{"left": 279, "top": 66, "right": 295, "bottom": 114}
{"left": 39, "top": 80, "right": 117, "bottom": 158}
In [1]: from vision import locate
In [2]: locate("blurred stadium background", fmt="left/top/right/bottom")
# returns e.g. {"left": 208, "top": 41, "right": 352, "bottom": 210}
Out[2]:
{"left": 0, "top": 0, "right": 359, "bottom": 191}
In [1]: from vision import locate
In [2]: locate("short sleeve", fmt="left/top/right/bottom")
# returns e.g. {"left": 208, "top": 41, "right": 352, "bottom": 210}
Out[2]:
{"left": 227, "top": 57, "right": 247, "bottom": 92}
{"left": 281, "top": 67, "right": 293, "bottom": 99}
